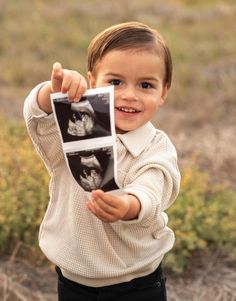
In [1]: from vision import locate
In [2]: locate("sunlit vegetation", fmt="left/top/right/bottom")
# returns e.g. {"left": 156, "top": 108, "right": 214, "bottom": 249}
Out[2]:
{"left": 1, "top": 117, "right": 236, "bottom": 271}
{"left": 0, "top": 0, "right": 236, "bottom": 272}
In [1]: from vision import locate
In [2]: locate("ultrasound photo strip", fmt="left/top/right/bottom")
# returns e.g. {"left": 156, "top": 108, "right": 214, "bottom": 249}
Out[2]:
{"left": 50, "top": 86, "right": 120, "bottom": 193}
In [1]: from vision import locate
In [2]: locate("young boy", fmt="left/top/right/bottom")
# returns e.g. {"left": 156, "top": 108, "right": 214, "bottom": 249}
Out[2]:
{"left": 24, "top": 22, "right": 181, "bottom": 301}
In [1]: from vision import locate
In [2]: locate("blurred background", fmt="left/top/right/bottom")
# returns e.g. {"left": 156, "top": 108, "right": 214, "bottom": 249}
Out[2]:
{"left": 0, "top": 0, "right": 236, "bottom": 300}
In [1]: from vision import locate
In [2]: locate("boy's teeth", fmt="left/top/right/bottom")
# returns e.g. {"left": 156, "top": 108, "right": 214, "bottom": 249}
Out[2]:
{"left": 119, "top": 107, "right": 136, "bottom": 113}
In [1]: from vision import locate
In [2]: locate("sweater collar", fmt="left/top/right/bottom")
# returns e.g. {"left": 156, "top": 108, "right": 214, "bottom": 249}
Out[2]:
{"left": 116, "top": 122, "right": 156, "bottom": 157}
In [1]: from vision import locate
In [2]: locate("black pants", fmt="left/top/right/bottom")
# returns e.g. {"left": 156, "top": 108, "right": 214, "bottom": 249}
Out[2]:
{"left": 56, "top": 265, "right": 167, "bottom": 301}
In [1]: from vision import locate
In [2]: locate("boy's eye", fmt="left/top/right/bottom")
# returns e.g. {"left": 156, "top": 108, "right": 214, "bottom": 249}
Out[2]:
{"left": 140, "top": 82, "right": 152, "bottom": 89}
{"left": 110, "top": 79, "right": 122, "bottom": 86}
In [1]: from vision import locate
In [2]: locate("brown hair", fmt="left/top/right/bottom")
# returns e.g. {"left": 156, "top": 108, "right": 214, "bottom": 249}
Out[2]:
{"left": 87, "top": 22, "right": 172, "bottom": 88}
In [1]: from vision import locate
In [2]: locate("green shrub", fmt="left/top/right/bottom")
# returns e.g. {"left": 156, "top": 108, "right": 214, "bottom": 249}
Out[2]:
{"left": 0, "top": 116, "right": 49, "bottom": 257}
{"left": 165, "top": 164, "right": 236, "bottom": 272}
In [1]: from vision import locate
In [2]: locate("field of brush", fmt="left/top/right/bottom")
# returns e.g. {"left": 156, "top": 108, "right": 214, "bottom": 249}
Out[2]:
{"left": 0, "top": 1, "right": 236, "bottom": 300}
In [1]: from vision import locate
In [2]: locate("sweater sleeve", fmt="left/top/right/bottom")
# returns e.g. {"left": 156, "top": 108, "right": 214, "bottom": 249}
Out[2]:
{"left": 23, "top": 82, "right": 64, "bottom": 174}
{"left": 121, "top": 134, "right": 181, "bottom": 226}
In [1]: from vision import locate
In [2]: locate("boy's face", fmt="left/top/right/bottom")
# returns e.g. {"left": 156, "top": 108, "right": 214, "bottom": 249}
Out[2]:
{"left": 88, "top": 49, "right": 168, "bottom": 133}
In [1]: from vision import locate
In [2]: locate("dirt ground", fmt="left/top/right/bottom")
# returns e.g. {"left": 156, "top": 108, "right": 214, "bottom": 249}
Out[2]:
{"left": 1, "top": 250, "right": 236, "bottom": 301}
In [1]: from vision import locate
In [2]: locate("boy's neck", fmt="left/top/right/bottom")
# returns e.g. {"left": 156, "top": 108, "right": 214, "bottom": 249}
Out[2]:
{"left": 115, "top": 128, "right": 128, "bottom": 134}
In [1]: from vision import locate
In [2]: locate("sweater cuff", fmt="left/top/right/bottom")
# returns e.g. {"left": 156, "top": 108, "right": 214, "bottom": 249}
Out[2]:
{"left": 26, "top": 81, "right": 51, "bottom": 118}
{"left": 118, "top": 187, "right": 154, "bottom": 225}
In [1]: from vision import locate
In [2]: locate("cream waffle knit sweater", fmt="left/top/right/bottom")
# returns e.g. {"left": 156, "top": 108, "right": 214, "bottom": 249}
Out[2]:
{"left": 23, "top": 82, "right": 181, "bottom": 287}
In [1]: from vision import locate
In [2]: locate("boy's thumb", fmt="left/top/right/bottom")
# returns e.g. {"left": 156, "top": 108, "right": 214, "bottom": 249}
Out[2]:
{"left": 52, "top": 62, "right": 63, "bottom": 80}
{"left": 51, "top": 62, "right": 63, "bottom": 92}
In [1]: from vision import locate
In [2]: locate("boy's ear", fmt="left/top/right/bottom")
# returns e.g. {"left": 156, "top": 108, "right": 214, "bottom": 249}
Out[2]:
{"left": 160, "top": 85, "right": 169, "bottom": 105}
{"left": 87, "top": 71, "right": 96, "bottom": 88}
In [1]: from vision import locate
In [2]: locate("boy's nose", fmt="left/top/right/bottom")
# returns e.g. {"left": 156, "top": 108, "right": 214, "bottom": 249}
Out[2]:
{"left": 121, "top": 86, "right": 138, "bottom": 101}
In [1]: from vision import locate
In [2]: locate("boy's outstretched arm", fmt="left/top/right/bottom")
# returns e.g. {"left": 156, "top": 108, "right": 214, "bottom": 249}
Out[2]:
{"left": 37, "top": 62, "right": 87, "bottom": 114}
{"left": 87, "top": 190, "right": 141, "bottom": 223}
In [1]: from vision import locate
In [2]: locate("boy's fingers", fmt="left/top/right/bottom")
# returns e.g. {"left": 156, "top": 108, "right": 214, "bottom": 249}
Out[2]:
{"left": 67, "top": 80, "right": 80, "bottom": 100}
{"left": 91, "top": 190, "right": 105, "bottom": 200}
{"left": 88, "top": 200, "right": 117, "bottom": 222}
{"left": 50, "top": 62, "right": 88, "bottom": 100}
{"left": 60, "top": 69, "right": 73, "bottom": 93}
{"left": 76, "top": 76, "right": 88, "bottom": 99}
{"left": 65, "top": 71, "right": 87, "bottom": 101}
{"left": 92, "top": 190, "right": 118, "bottom": 208}
{"left": 61, "top": 70, "right": 88, "bottom": 100}
{"left": 93, "top": 197, "right": 116, "bottom": 214}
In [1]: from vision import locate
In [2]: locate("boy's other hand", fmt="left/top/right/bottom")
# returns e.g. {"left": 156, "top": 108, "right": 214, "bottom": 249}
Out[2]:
{"left": 87, "top": 190, "right": 141, "bottom": 223}
{"left": 51, "top": 62, "right": 87, "bottom": 102}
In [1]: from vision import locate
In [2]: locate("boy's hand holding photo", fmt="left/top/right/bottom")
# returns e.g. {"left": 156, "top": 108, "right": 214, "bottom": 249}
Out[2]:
{"left": 37, "top": 62, "right": 87, "bottom": 114}
{"left": 87, "top": 190, "right": 141, "bottom": 223}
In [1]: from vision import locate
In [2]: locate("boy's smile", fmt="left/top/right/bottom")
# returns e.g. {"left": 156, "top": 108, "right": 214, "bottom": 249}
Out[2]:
{"left": 88, "top": 49, "right": 168, "bottom": 133}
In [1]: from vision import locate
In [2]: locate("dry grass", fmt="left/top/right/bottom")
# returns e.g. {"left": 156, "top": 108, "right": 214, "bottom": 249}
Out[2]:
{"left": 0, "top": 245, "right": 56, "bottom": 301}
{"left": 0, "top": 274, "right": 54, "bottom": 301}
{"left": 167, "top": 251, "right": 236, "bottom": 301}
